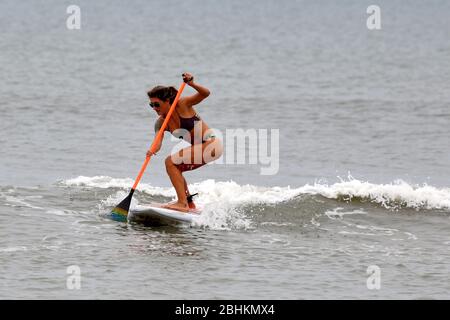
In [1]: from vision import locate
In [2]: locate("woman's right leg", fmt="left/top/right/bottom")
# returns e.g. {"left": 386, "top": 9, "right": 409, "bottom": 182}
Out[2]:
{"left": 164, "top": 138, "right": 222, "bottom": 211}
{"left": 183, "top": 176, "right": 189, "bottom": 197}
{"left": 164, "top": 157, "right": 189, "bottom": 210}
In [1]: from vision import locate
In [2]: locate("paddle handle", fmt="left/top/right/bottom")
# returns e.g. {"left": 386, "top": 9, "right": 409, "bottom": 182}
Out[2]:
{"left": 131, "top": 82, "right": 186, "bottom": 190}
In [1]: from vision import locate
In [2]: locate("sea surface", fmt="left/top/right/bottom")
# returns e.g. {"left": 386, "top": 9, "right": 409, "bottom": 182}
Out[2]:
{"left": 1, "top": 0, "right": 449, "bottom": 299}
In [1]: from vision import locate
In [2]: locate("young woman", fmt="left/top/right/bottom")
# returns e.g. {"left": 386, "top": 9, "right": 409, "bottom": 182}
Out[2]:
{"left": 147, "top": 72, "right": 223, "bottom": 212}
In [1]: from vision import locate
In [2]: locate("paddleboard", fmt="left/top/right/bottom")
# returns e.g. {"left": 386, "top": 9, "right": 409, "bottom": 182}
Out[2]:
{"left": 128, "top": 203, "right": 201, "bottom": 226}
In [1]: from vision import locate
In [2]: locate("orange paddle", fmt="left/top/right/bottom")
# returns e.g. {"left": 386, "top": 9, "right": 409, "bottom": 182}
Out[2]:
{"left": 111, "top": 82, "right": 187, "bottom": 219}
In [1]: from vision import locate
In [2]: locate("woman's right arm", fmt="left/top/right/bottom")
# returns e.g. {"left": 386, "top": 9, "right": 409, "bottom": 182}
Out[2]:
{"left": 147, "top": 118, "right": 164, "bottom": 156}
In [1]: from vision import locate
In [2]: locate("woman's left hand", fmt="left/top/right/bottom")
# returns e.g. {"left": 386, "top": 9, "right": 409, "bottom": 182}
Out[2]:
{"left": 146, "top": 150, "right": 157, "bottom": 157}
{"left": 182, "top": 72, "right": 194, "bottom": 85}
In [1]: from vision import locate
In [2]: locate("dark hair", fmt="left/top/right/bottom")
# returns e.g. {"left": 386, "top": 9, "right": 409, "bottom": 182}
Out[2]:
{"left": 147, "top": 86, "right": 178, "bottom": 104}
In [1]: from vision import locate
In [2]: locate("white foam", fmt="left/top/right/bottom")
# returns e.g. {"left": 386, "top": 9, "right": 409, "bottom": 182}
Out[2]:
{"left": 260, "top": 222, "right": 296, "bottom": 227}
{"left": 62, "top": 176, "right": 299, "bottom": 203}
{"left": 61, "top": 176, "right": 450, "bottom": 229}
{"left": 62, "top": 177, "right": 303, "bottom": 230}
{"left": 63, "top": 176, "right": 135, "bottom": 189}
{"left": 62, "top": 175, "right": 450, "bottom": 211}
{"left": 325, "top": 208, "right": 367, "bottom": 219}
{"left": 300, "top": 178, "right": 450, "bottom": 210}
{"left": 0, "top": 193, "right": 44, "bottom": 210}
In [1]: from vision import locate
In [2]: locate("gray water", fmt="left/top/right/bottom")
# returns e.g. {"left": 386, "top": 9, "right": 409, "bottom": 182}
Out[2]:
{"left": 1, "top": 0, "right": 450, "bottom": 299}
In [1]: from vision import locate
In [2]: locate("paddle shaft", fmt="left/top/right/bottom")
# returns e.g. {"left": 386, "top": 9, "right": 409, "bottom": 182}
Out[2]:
{"left": 131, "top": 82, "right": 186, "bottom": 191}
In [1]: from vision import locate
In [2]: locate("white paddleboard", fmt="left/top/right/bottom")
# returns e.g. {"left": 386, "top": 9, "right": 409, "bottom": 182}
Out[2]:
{"left": 128, "top": 203, "right": 201, "bottom": 226}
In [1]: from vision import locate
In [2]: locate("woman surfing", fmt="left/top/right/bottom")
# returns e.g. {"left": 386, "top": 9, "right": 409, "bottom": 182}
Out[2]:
{"left": 147, "top": 73, "right": 223, "bottom": 212}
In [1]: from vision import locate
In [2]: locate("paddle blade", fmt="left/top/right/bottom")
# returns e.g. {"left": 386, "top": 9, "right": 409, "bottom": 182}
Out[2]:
{"left": 111, "top": 189, "right": 135, "bottom": 219}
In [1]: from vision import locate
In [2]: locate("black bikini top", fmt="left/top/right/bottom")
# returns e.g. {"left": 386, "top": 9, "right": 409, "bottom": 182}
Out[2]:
{"left": 154, "top": 112, "right": 202, "bottom": 134}
{"left": 179, "top": 112, "right": 201, "bottom": 132}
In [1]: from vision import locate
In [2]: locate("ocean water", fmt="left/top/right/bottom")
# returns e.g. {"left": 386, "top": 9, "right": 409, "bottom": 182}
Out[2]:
{"left": 0, "top": 0, "right": 449, "bottom": 299}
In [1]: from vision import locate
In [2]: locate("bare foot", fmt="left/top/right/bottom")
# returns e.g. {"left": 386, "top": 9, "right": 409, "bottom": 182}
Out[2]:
{"left": 161, "top": 202, "right": 190, "bottom": 212}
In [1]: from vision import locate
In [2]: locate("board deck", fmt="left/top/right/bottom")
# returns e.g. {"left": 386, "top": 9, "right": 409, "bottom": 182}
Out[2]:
{"left": 128, "top": 203, "right": 201, "bottom": 226}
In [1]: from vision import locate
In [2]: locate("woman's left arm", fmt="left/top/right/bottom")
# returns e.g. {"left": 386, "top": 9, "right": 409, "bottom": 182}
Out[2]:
{"left": 181, "top": 72, "right": 210, "bottom": 107}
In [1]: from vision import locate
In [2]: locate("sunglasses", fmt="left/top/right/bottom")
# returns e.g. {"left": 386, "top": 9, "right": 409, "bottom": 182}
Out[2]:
{"left": 149, "top": 102, "right": 161, "bottom": 109}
